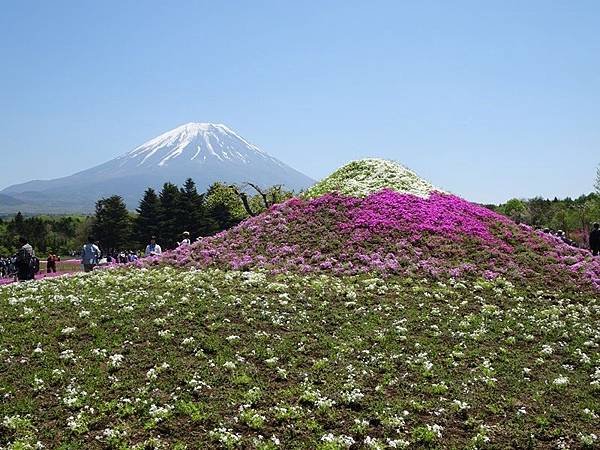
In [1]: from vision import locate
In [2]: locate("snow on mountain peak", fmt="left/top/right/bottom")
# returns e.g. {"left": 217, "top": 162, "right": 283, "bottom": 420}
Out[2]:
{"left": 124, "top": 122, "right": 273, "bottom": 168}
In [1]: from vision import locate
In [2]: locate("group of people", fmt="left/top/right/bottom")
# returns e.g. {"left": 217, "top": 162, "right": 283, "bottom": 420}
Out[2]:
{"left": 0, "top": 237, "right": 39, "bottom": 281}
{"left": 1, "top": 243, "right": 58, "bottom": 281}
{"left": 78, "top": 231, "right": 192, "bottom": 273}
{"left": 538, "top": 227, "right": 579, "bottom": 247}
{"left": 0, "top": 256, "right": 17, "bottom": 278}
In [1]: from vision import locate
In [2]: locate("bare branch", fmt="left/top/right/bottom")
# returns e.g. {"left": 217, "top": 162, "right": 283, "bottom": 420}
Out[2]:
{"left": 229, "top": 185, "right": 257, "bottom": 217}
{"left": 245, "top": 182, "right": 270, "bottom": 209}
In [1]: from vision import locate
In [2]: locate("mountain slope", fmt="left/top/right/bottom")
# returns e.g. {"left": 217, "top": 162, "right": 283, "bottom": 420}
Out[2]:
{"left": 0, "top": 193, "right": 24, "bottom": 207}
{"left": 1, "top": 123, "right": 314, "bottom": 213}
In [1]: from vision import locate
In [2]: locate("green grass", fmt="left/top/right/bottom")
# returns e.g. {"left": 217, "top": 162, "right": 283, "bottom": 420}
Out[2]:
{"left": 0, "top": 268, "right": 598, "bottom": 449}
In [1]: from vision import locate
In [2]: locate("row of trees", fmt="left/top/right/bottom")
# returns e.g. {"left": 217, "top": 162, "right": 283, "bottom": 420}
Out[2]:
{"left": 0, "top": 179, "right": 291, "bottom": 256}
{"left": 3, "top": 166, "right": 599, "bottom": 255}
{"left": 491, "top": 193, "right": 600, "bottom": 242}
{"left": 0, "top": 214, "right": 91, "bottom": 256}
{"left": 92, "top": 179, "right": 291, "bottom": 254}
{"left": 490, "top": 167, "right": 600, "bottom": 245}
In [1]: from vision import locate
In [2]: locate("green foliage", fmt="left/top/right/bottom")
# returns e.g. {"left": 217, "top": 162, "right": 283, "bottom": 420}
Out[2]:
{"left": 177, "top": 178, "right": 211, "bottom": 238}
{"left": 492, "top": 193, "right": 600, "bottom": 245}
{"left": 0, "top": 180, "right": 292, "bottom": 256}
{"left": 0, "top": 213, "right": 88, "bottom": 256}
{"left": 134, "top": 188, "right": 160, "bottom": 246}
{"left": 157, "top": 183, "right": 181, "bottom": 248}
{"left": 204, "top": 182, "right": 247, "bottom": 231}
{"left": 92, "top": 195, "right": 132, "bottom": 253}
{"left": 499, "top": 198, "right": 526, "bottom": 223}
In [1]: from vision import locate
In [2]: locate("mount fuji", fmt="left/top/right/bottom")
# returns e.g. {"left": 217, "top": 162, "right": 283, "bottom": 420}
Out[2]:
{"left": 1, "top": 123, "right": 315, "bottom": 213}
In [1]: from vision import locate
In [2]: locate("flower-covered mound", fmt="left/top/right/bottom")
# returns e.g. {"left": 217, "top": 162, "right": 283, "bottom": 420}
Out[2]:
{"left": 148, "top": 190, "right": 600, "bottom": 292}
{"left": 1, "top": 267, "right": 599, "bottom": 448}
{"left": 303, "top": 158, "right": 442, "bottom": 199}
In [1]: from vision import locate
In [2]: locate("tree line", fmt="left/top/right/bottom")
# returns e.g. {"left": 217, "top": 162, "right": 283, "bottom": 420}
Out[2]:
{"left": 0, "top": 214, "right": 91, "bottom": 256}
{"left": 0, "top": 179, "right": 291, "bottom": 256}
{"left": 2, "top": 166, "right": 599, "bottom": 255}
{"left": 94, "top": 178, "right": 291, "bottom": 253}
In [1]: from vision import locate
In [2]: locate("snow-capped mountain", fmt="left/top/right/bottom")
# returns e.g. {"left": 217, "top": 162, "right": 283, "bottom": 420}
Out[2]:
{"left": 1, "top": 123, "right": 314, "bottom": 213}
{"left": 124, "top": 123, "right": 285, "bottom": 168}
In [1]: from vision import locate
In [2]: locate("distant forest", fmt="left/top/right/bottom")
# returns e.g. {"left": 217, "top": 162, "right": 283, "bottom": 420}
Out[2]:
{"left": 1, "top": 181, "right": 599, "bottom": 256}
{"left": 487, "top": 193, "right": 600, "bottom": 245}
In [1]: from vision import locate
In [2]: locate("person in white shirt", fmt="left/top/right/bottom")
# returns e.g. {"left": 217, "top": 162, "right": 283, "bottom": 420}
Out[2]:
{"left": 145, "top": 236, "right": 162, "bottom": 257}
{"left": 81, "top": 236, "right": 101, "bottom": 272}
{"left": 178, "top": 231, "right": 191, "bottom": 247}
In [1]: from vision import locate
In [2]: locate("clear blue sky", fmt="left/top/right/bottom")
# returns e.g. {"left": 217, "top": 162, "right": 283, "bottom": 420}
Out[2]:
{"left": 1, "top": 0, "right": 598, "bottom": 203}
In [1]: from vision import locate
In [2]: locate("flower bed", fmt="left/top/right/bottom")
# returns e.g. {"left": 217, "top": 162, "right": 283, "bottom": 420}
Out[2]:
{"left": 1, "top": 267, "right": 598, "bottom": 448}
{"left": 303, "top": 158, "right": 441, "bottom": 198}
{"left": 142, "top": 190, "right": 600, "bottom": 292}
{"left": 0, "top": 271, "right": 72, "bottom": 286}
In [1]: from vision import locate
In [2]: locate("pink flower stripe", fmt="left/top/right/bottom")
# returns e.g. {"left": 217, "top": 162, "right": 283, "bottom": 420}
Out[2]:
{"left": 0, "top": 271, "right": 71, "bottom": 286}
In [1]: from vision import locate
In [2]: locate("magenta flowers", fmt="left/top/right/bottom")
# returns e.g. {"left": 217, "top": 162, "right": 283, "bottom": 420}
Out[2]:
{"left": 143, "top": 190, "right": 600, "bottom": 292}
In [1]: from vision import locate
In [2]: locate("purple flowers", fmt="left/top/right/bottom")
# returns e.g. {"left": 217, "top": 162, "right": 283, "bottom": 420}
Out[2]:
{"left": 143, "top": 190, "right": 600, "bottom": 292}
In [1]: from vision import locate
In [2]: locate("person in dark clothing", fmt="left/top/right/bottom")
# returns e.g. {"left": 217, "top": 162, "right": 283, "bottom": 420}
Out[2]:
{"left": 590, "top": 223, "right": 600, "bottom": 256}
{"left": 15, "top": 237, "right": 35, "bottom": 281}
{"left": 47, "top": 253, "right": 58, "bottom": 273}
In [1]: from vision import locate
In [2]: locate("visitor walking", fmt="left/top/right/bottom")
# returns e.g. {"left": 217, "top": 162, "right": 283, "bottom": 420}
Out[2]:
{"left": 15, "top": 237, "right": 35, "bottom": 281}
{"left": 47, "top": 253, "right": 58, "bottom": 273}
{"left": 145, "top": 236, "right": 162, "bottom": 257}
{"left": 81, "top": 236, "right": 101, "bottom": 272}
{"left": 590, "top": 223, "right": 600, "bottom": 256}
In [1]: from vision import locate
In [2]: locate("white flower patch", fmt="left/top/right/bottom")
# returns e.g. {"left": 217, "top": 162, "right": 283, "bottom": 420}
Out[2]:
{"left": 148, "top": 403, "right": 174, "bottom": 422}
{"left": 579, "top": 433, "right": 598, "bottom": 447}
{"left": 181, "top": 337, "right": 195, "bottom": 346}
{"left": 108, "top": 354, "right": 124, "bottom": 368}
{"left": 540, "top": 344, "right": 554, "bottom": 356}
{"left": 451, "top": 399, "right": 470, "bottom": 412}
{"left": 304, "top": 158, "right": 443, "bottom": 199}
{"left": 59, "top": 350, "right": 75, "bottom": 361}
{"left": 210, "top": 426, "right": 242, "bottom": 447}
{"left": 62, "top": 382, "right": 87, "bottom": 408}
{"left": 67, "top": 412, "right": 89, "bottom": 433}
{"left": 321, "top": 433, "right": 356, "bottom": 448}
{"left": 428, "top": 424, "right": 444, "bottom": 438}
{"left": 96, "top": 427, "right": 127, "bottom": 442}
{"left": 158, "top": 329, "right": 173, "bottom": 339}
{"left": 341, "top": 388, "right": 365, "bottom": 404}
{"left": 265, "top": 356, "right": 279, "bottom": 366}
{"left": 223, "top": 361, "right": 237, "bottom": 370}
{"left": 552, "top": 375, "right": 569, "bottom": 386}
{"left": 32, "top": 377, "right": 45, "bottom": 392}
{"left": 386, "top": 438, "right": 410, "bottom": 448}
{"left": 188, "top": 373, "right": 211, "bottom": 392}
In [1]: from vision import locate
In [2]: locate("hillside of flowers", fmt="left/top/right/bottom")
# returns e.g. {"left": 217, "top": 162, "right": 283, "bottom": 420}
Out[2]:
{"left": 2, "top": 161, "right": 599, "bottom": 449}
{"left": 1, "top": 268, "right": 599, "bottom": 449}
{"left": 304, "top": 159, "right": 442, "bottom": 199}
{"left": 146, "top": 190, "right": 600, "bottom": 292}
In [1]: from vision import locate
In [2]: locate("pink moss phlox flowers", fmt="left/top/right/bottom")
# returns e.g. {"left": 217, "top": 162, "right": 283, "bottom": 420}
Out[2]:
{"left": 142, "top": 190, "right": 600, "bottom": 292}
